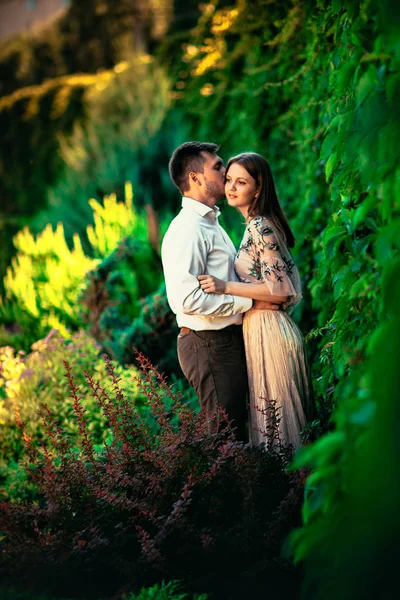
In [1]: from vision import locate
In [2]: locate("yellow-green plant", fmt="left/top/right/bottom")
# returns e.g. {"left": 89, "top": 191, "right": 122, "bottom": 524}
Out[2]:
{"left": 3, "top": 223, "right": 93, "bottom": 335}
{"left": 0, "top": 183, "right": 146, "bottom": 349}
{"left": 87, "top": 183, "right": 143, "bottom": 257}
{"left": 0, "top": 328, "right": 142, "bottom": 463}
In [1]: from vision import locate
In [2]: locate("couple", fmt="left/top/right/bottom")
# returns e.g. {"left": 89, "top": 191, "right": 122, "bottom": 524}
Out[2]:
{"left": 161, "top": 142, "right": 314, "bottom": 449}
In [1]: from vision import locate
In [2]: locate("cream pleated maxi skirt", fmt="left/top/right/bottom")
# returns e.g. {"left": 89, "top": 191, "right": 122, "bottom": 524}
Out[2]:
{"left": 243, "top": 308, "right": 314, "bottom": 450}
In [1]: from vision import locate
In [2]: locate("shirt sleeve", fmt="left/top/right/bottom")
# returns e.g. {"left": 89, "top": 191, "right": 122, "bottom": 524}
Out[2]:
{"left": 248, "top": 218, "right": 299, "bottom": 299}
{"left": 162, "top": 224, "right": 252, "bottom": 316}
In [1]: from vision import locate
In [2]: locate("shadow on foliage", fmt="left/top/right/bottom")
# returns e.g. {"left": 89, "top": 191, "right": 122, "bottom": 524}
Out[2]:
{"left": 81, "top": 236, "right": 180, "bottom": 376}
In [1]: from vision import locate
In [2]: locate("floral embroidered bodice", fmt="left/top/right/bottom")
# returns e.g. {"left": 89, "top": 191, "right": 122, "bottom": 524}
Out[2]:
{"left": 234, "top": 216, "right": 302, "bottom": 311}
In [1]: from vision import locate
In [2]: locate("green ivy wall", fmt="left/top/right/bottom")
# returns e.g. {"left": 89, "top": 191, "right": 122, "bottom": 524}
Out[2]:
{"left": 164, "top": 0, "right": 399, "bottom": 594}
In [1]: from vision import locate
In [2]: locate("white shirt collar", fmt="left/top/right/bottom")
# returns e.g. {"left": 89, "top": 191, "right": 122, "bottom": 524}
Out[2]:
{"left": 182, "top": 196, "right": 221, "bottom": 219}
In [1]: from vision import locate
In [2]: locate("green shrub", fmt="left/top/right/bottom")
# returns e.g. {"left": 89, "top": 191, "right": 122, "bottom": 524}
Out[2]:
{"left": 0, "top": 326, "right": 196, "bottom": 504}
{"left": 82, "top": 256, "right": 180, "bottom": 374}
{"left": 0, "top": 185, "right": 147, "bottom": 351}
{"left": 124, "top": 581, "right": 208, "bottom": 599}
{"left": 2, "top": 223, "right": 95, "bottom": 338}
{"left": 113, "top": 282, "right": 181, "bottom": 376}
{"left": 0, "top": 329, "right": 141, "bottom": 464}
{"left": 0, "top": 459, "right": 38, "bottom": 503}
{"left": 80, "top": 231, "right": 182, "bottom": 374}
{"left": 81, "top": 234, "right": 162, "bottom": 331}
{"left": 0, "top": 581, "right": 207, "bottom": 600}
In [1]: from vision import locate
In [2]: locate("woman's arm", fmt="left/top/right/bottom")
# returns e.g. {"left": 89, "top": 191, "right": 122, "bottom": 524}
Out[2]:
{"left": 198, "top": 275, "right": 289, "bottom": 303}
{"left": 226, "top": 281, "right": 288, "bottom": 303}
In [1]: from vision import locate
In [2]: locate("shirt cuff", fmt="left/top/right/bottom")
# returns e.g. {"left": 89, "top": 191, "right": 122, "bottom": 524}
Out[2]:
{"left": 232, "top": 295, "right": 253, "bottom": 313}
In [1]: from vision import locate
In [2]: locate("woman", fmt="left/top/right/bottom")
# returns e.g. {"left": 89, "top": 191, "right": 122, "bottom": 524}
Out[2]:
{"left": 198, "top": 152, "right": 314, "bottom": 450}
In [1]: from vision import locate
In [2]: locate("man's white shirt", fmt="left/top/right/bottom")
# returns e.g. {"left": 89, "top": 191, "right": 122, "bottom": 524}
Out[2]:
{"left": 161, "top": 196, "right": 252, "bottom": 330}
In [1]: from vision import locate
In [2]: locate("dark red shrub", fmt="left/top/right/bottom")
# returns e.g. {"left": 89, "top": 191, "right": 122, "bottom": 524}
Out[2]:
{"left": 0, "top": 352, "right": 304, "bottom": 599}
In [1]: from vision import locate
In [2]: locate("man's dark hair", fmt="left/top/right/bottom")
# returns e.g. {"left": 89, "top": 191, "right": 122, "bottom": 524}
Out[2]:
{"left": 168, "top": 141, "right": 219, "bottom": 193}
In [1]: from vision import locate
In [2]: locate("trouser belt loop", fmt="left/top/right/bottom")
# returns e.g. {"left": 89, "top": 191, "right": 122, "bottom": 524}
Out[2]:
{"left": 180, "top": 327, "right": 191, "bottom": 336}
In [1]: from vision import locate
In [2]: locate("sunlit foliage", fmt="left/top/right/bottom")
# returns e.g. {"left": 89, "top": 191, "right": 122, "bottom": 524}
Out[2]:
{"left": 32, "top": 56, "right": 185, "bottom": 242}
{"left": 0, "top": 184, "right": 147, "bottom": 349}
{"left": 0, "top": 0, "right": 176, "bottom": 276}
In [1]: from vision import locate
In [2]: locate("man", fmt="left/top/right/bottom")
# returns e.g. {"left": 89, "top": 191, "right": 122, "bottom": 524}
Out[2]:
{"left": 161, "top": 141, "right": 252, "bottom": 441}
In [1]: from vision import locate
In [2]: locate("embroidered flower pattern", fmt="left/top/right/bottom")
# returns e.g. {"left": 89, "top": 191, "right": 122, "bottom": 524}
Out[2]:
{"left": 248, "top": 262, "right": 262, "bottom": 280}
{"left": 236, "top": 232, "right": 254, "bottom": 259}
{"left": 283, "top": 259, "right": 295, "bottom": 277}
{"left": 235, "top": 217, "right": 301, "bottom": 311}
{"left": 262, "top": 261, "right": 286, "bottom": 282}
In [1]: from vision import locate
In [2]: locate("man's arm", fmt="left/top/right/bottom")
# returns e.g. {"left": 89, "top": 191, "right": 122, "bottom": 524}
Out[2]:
{"left": 162, "top": 225, "right": 251, "bottom": 316}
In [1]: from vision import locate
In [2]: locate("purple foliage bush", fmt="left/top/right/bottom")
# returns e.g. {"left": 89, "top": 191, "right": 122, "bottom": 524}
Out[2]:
{"left": 0, "top": 353, "right": 305, "bottom": 599}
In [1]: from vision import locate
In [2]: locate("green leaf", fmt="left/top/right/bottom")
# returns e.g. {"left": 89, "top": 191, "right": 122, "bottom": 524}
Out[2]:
{"left": 375, "top": 220, "right": 400, "bottom": 264}
{"left": 340, "top": 207, "right": 353, "bottom": 233}
{"left": 320, "top": 132, "right": 336, "bottom": 161}
{"left": 336, "top": 62, "right": 356, "bottom": 94}
{"left": 291, "top": 431, "right": 346, "bottom": 470}
{"left": 356, "top": 68, "right": 379, "bottom": 108}
{"left": 332, "top": 0, "right": 343, "bottom": 14}
{"left": 325, "top": 152, "right": 338, "bottom": 180}
{"left": 380, "top": 256, "right": 400, "bottom": 315}
{"left": 323, "top": 225, "right": 345, "bottom": 244}
{"left": 386, "top": 71, "right": 400, "bottom": 106}
{"left": 353, "top": 193, "right": 378, "bottom": 228}
{"left": 326, "top": 113, "right": 345, "bottom": 134}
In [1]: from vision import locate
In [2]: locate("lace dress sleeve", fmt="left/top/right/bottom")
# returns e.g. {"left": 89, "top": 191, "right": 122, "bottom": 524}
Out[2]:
{"left": 248, "top": 217, "right": 302, "bottom": 309}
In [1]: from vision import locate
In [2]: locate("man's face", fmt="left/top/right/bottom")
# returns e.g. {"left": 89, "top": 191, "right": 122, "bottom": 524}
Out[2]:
{"left": 200, "top": 152, "right": 225, "bottom": 201}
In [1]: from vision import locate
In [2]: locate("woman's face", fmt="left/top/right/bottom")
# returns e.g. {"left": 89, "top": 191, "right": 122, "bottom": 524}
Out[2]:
{"left": 225, "top": 162, "right": 259, "bottom": 217}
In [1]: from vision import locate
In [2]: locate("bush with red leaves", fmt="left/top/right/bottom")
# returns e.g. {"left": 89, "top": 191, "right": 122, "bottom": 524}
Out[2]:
{"left": 0, "top": 352, "right": 305, "bottom": 600}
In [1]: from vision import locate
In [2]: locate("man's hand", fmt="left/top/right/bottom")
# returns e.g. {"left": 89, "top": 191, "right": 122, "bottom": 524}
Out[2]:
{"left": 198, "top": 275, "right": 226, "bottom": 294}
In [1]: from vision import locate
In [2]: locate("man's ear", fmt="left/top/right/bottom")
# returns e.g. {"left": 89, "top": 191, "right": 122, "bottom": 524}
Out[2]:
{"left": 189, "top": 171, "right": 201, "bottom": 186}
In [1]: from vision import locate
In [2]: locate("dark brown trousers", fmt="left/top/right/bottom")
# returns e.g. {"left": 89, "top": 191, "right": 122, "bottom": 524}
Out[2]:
{"left": 177, "top": 324, "right": 249, "bottom": 442}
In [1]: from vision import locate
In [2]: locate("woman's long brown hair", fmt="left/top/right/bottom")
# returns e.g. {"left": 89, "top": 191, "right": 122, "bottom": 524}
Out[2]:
{"left": 225, "top": 152, "right": 295, "bottom": 248}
